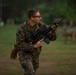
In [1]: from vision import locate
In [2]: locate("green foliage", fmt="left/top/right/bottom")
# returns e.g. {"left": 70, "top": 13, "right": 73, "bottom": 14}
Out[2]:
{"left": 34, "top": 2, "right": 76, "bottom": 24}
{"left": 2, "top": 0, "right": 76, "bottom": 24}
{"left": 15, "top": 11, "right": 28, "bottom": 24}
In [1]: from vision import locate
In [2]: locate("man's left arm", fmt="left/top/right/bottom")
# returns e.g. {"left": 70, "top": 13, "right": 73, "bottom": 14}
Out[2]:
{"left": 45, "top": 25, "right": 57, "bottom": 41}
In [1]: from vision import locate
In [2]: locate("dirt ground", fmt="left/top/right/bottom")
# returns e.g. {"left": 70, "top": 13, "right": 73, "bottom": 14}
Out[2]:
{"left": 0, "top": 56, "right": 76, "bottom": 75}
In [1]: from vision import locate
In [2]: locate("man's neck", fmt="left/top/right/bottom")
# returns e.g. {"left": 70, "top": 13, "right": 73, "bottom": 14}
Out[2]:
{"left": 28, "top": 20, "right": 36, "bottom": 26}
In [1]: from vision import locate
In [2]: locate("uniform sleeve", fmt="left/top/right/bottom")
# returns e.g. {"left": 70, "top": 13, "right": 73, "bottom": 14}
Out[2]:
{"left": 46, "top": 30, "right": 57, "bottom": 41}
{"left": 16, "top": 25, "right": 34, "bottom": 52}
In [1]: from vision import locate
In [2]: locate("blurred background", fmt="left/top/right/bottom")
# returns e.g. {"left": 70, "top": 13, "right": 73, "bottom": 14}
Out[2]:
{"left": 0, "top": 0, "right": 76, "bottom": 75}
{"left": 0, "top": 0, "right": 76, "bottom": 25}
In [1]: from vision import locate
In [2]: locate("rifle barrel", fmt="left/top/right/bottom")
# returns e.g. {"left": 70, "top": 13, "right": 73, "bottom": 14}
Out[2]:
{"left": 57, "top": 17, "right": 65, "bottom": 24}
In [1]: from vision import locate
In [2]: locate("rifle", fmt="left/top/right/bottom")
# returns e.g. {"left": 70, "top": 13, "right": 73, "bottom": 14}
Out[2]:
{"left": 31, "top": 17, "right": 65, "bottom": 44}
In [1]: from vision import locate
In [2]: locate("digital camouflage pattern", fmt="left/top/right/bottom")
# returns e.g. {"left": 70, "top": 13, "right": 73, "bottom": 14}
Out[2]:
{"left": 15, "top": 21, "right": 57, "bottom": 75}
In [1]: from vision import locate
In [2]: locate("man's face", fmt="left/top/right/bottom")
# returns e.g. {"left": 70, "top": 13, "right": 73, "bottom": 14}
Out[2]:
{"left": 32, "top": 12, "right": 41, "bottom": 24}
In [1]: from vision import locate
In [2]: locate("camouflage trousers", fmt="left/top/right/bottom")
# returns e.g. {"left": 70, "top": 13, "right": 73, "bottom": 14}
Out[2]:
{"left": 18, "top": 51, "right": 40, "bottom": 75}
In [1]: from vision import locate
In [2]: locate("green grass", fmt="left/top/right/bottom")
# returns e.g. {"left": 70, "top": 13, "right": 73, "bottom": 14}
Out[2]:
{"left": 0, "top": 25, "right": 76, "bottom": 75}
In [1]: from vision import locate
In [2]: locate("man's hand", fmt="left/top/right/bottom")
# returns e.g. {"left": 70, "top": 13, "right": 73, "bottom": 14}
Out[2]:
{"left": 34, "top": 39, "right": 43, "bottom": 48}
{"left": 51, "top": 25, "right": 57, "bottom": 31}
{"left": 50, "top": 25, "right": 57, "bottom": 35}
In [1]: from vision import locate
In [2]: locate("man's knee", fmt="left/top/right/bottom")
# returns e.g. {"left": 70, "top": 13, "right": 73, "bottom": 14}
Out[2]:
{"left": 20, "top": 60, "right": 36, "bottom": 75}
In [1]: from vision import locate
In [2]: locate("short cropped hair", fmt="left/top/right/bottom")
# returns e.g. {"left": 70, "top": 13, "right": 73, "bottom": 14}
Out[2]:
{"left": 28, "top": 9, "right": 39, "bottom": 19}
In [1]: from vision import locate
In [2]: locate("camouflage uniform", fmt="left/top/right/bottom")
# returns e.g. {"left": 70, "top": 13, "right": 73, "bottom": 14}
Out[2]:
{"left": 16, "top": 21, "right": 57, "bottom": 75}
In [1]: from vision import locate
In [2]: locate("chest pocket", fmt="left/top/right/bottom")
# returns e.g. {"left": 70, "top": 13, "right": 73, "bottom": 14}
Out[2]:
{"left": 23, "top": 22, "right": 42, "bottom": 43}
{"left": 25, "top": 31, "right": 33, "bottom": 42}
{"left": 23, "top": 25, "right": 34, "bottom": 43}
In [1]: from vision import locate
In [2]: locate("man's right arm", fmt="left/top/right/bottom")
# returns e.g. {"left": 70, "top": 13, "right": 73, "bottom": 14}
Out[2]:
{"left": 16, "top": 25, "right": 34, "bottom": 51}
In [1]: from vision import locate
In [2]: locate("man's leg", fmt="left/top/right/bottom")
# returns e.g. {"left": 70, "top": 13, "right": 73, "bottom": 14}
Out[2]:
{"left": 19, "top": 54, "right": 36, "bottom": 75}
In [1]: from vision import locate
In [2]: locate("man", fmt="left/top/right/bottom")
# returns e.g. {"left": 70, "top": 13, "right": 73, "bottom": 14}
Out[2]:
{"left": 13, "top": 9, "right": 57, "bottom": 75}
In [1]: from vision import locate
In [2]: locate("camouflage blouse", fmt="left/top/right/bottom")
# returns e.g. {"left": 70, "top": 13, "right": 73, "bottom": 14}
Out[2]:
{"left": 16, "top": 21, "right": 57, "bottom": 53}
